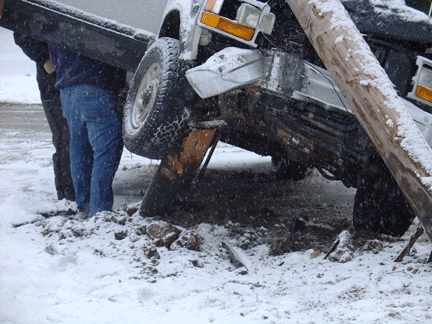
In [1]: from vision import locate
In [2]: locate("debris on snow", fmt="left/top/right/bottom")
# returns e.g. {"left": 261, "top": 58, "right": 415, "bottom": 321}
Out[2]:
{"left": 143, "top": 244, "right": 160, "bottom": 259}
{"left": 1, "top": 105, "right": 432, "bottom": 322}
{"left": 146, "top": 220, "right": 182, "bottom": 247}
{"left": 222, "top": 241, "right": 253, "bottom": 273}
{"left": 395, "top": 225, "right": 424, "bottom": 262}
{"left": 171, "top": 229, "right": 201, "bottom": 251}
{"left": 328, "top": 230, "right": 355, "bottom": 263}
{"left": 363, "top": 239, "right": 384, "bottom": 254}
{"left": 114, "top": 230, "right": 128, "bottom": 240}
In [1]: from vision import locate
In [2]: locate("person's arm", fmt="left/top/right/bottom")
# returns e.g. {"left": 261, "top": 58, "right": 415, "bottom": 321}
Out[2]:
{"left": 13, "top": 33, "right": 50, "bottom": 66}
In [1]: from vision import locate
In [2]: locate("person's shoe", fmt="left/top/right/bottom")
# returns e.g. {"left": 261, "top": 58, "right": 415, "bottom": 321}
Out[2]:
{"left": 40, "top": 208, "right": 77, "bottom": 218}
{"left": 67, "top": 206, "right": 90, "bottom": 221}
{"left": 68, "top": 211, "right": 90, "bottom": 221}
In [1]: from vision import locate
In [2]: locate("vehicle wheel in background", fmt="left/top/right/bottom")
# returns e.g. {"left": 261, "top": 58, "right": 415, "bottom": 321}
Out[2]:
{"left": 123, "top": 37, "right": 194, "bottom": 159}
{"left": 353, "top": 170, "right": 415, "bottom": 237}
{"left": 271, "top": 155, "right": 308, "bottom": 181}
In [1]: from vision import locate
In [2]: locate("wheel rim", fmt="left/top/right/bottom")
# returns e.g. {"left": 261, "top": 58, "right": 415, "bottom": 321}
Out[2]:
{"left": 131, "top": 61, "right": 161, "bottom": 130}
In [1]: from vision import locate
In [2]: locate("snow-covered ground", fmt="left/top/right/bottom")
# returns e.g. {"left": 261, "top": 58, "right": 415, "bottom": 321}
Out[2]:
{"left": 1, "top": 28, "right": 432, "bottom": 324}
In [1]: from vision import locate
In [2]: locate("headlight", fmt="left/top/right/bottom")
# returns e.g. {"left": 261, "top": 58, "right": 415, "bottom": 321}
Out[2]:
{"left": 408, "top": 56, "right": 432, "bottom": 106}
{"left": 236, "top": 3, "right": 261, "bottom": 29}
{"left": 236, "top": 3, "right": 275, "bottom": 35}
{"left": 260, "top": 12, "right": 276, "bottom": 35}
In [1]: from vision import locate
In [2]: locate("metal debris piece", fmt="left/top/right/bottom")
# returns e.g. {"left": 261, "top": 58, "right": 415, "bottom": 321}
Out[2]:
{"left": 395, "top": 226, "right": 424, "bottom": 262}
{"left": 323, "top": 239, "right": 340, "bottom": 260}
{"left": 222, "top": 242, "right": 252, "bottom": 273}
{"left": 309, "top": 250, "right": 321, "bottom": 259}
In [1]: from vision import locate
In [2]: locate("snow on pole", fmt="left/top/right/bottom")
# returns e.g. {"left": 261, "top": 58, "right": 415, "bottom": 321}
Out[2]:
{"left": 285, "top": 0, "right": 432, "bottom": 241}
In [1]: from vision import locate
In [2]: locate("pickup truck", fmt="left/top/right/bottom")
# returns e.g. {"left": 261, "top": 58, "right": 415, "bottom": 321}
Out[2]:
{"left": 3, "top": 0, "right": 432, "bottom": 238}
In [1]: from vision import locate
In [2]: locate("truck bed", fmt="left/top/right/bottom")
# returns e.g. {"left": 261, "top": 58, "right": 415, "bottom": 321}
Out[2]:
{"left": 0, "top": 0, "right": 154, "bottom": 71}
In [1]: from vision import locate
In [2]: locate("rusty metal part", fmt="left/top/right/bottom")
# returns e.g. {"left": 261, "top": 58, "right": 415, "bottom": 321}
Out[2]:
{"left": 218, "top": 91, "right": 312, "bottom": 165}
{"left": 139, "top": 129, "right": 217, "bottom": 218}
{"left": 217, "top": 90, "right": 350, "bottom": 171}
{"left": 218, "top": 91, "right": 245, "bottom": 125}
{"left": 395, "top": 225, "right": 424, "bottom": 262}
{"left": 166, "top": 129, "right": 217, "bottom": 176}
{"left": 0, "top": 0, "right": 4, "bottom": 18}
{"left": 188, "top": 130, "right": 221, "bottom": 195}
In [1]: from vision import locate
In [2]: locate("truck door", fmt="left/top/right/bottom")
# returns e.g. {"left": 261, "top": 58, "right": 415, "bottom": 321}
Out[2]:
{"left": 54, "top": 0, "right": 169, "bottom": 34}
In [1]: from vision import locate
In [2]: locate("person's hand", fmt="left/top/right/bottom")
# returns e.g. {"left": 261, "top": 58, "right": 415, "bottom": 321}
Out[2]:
{"left": 44, "top": 59, "right": 55, "bottom": 74}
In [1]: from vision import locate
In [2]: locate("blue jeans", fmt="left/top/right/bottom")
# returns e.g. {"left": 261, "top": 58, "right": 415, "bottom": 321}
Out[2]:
{"left": 60, "top": 85, "right": 122, "bottom": 216}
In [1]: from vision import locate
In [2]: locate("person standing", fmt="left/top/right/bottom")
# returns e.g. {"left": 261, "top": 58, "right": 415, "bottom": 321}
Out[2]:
{"left": 48, "top": 45, "right": 125, "bottom": 217}
{"left": 14, "top": 33, "right": 75, "bottom": 201}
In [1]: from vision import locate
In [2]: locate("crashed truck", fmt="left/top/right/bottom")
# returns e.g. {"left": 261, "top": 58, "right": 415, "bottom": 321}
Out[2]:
{"left": 2, "top": 0, "right": 432, "bottom": 238}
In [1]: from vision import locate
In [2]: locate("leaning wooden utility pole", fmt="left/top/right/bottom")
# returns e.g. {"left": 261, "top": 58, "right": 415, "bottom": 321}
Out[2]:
{"left": 285, "top": 0, "right": 432, "bottom": 241}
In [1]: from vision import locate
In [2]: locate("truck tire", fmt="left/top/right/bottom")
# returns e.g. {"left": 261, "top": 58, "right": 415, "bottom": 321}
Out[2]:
{"left": 353, "top": 171, "right": 415, "bottom": 237}
{"left": 123, "top": 37, "right": 192, "bottom": 159}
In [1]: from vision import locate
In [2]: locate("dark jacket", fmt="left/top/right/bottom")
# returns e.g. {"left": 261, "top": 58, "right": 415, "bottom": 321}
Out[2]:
{"left": 14, "top": 33, "right": 50, "bottom": 65}
{"left": 13, "top": 33, "right": 58, "bottom": 101}
{"left": 48, "top": 45, "right": 125, "bottom": 93}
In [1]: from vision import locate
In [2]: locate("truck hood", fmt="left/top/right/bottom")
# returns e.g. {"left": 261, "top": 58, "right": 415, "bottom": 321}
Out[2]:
{"left": 342, "top": 0, "right": 432, "bottom": 44}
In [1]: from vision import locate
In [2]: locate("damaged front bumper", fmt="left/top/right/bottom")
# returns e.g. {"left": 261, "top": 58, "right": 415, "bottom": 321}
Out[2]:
{"left": 185, "top": 47, "right": 432, "bottom": 148}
